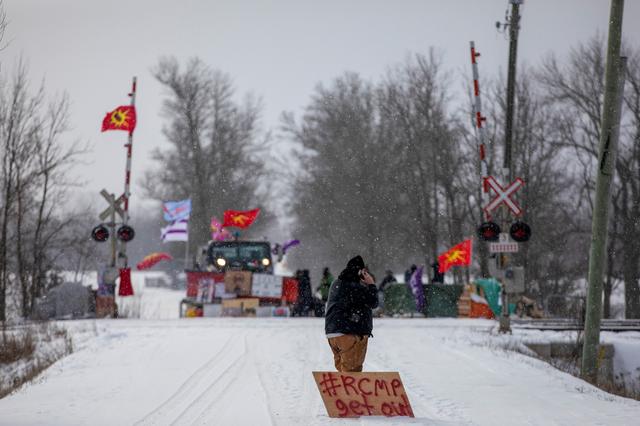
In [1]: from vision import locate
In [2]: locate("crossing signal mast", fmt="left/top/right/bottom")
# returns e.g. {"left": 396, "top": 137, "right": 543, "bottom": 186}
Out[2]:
{"left": 471, "top": 0, "right": 530, "bottom": 333}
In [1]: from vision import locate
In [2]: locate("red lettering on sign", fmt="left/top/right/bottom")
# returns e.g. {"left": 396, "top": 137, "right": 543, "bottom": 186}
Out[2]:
{"left": 359, "top": 393, "right": 375, "bottom": 415}
{"left": 374, "top": 379, "right": 390, "bottom": 397}
{"left": 349, "top": 400, "right": 364, "bottom": 416}
{"left": 391, "top": 378, "right": 402, "bottom": 397}
{"left": 318, "top": 372, "right": 341, "bottom": 396}
{"left": 381, "top": 402, "right": 394, "bottom": 416}
{"left": 357, "top": 377, "right": 372, "bottom": 396}
{"left": 335, "top": 399, "right": 349, "bottom": 417}
{"left": 313, "top": 371, "right": 414, "bottom": 418}
{"left": 340, "top": 374, "right": 358, "bottom": 396}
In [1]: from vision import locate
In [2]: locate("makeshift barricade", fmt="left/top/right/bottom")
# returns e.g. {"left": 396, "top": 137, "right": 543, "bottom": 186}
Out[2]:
{"left": 382, "top": 283, "right": 463, "bottom": 317}
{"left": 180, "top": 271, "right": 299, "bottom": 318}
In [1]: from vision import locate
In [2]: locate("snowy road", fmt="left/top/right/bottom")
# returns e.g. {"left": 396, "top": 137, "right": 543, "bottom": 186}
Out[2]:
{"left": 1, "top": 318, "right": 639, "bottom": 425}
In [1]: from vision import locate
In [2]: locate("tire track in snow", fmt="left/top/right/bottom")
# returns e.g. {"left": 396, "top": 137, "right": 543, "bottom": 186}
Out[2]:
{"left": 133, "top": 334, "right": 236, "bottom": 425}
{"left": 174, "top": 334, "right": 249, "bottom": 426}
{"left": 297, "top": 327, "right": 326, "bottom": 420}
{"left": 246, "top": 331, "right": 278, "bottom": 426}
{"left": 190, "top": 332, "right": 276, "bottom": 426}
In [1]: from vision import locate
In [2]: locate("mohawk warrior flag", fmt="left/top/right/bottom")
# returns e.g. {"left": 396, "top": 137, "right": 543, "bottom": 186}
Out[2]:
{"left": 223, "top": 208, "right": 260, "bottom": 229}
{"left": 438, "top": 239, "right": 473, "bottom": 274}
{"left": 101, "top": 105, "right": 137, "bottom": 134}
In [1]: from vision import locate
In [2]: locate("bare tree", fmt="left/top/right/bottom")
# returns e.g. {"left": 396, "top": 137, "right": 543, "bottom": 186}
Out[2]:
{"left": 538, "top": 36, "right": 640, "bottom": 318}
{"left": 144, "top": 57, "right": 269, "bottom": 254}
{"left": 0, "top": 1, "right": 7, "bottom": 51}
{"left": 0, "top": 62, "right": 86, "bottom": 321}
{"left": 378, "top": 51, "right": 466, "bottom": 275}
{"left": 286, "top": 53, "right": 469, "bottom": 279}
{"left": 284, "top": 72, "right": 394, "bottom": 273}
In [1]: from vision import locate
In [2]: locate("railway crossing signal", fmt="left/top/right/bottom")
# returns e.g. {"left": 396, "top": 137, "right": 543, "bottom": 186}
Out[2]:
{"left": 489, "top": 233, "right": 519, "bottom": 254}
{"left": 509, "top": 221, "right": 531, "bottom": 242}
{"left": 477, "top": 221, "right": 501, "bottom": 242}
{"left": 483, "top": 176, "right": 524, "bottom": 217}
{"left": 92, "top": 189, "right": 135, "bottom": 267}
{"left": 91, "top": 225, "right": 110, "bottom": 242}
{"left": 117, "top": 225, "right": 135, "bottom": 242}
{"left": 99, "top": 189, "right": 125, "bottom": 221}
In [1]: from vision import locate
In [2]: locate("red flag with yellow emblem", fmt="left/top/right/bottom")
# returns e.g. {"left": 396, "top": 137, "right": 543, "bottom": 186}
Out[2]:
{"left": 101, "top": 105, "right": 137, "bottom": 134}
{"left": 223, "top": 208, "right": 260, "bottom": 229}
{"left": 438, "top": 239, "right": 472, "bottom": 273}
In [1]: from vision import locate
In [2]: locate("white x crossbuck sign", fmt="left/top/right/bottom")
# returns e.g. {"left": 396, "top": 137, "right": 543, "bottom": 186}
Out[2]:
{"left": 483, "top": 176, "right": 524, "bottom": 217}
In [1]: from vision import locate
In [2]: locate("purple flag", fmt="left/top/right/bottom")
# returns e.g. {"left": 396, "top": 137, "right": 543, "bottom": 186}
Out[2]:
{"left": 409, "top": 266, "right": 425, "bottom": 312}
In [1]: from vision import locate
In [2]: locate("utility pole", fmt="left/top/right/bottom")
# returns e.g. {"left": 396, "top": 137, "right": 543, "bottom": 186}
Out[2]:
{"left": 503, "top": 0, "right": 521, "bottom": 177}
{"left": 498, "top": 0, "right": 522, "bottom": 334}
{"left": 581, "top": 0, "right": 626, "bottom": 383}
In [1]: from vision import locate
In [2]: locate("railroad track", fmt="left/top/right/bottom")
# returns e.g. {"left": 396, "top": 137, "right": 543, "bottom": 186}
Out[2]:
{"left": 510, "top": 318, "right": 640, "bottom": 332}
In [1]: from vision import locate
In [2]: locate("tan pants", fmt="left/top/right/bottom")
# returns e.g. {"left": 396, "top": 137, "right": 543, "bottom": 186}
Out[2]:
{"left": 328, "top": 335, "right": 369, "bottom": 372}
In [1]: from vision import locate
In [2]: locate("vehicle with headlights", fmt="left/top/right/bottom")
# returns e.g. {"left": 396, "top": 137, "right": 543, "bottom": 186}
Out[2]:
{"left": 206, "top": 240, "right": 273, "bottom": 274}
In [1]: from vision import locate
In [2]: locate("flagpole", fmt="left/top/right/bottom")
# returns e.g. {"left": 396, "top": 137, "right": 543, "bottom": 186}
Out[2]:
{"left": 121, "top": 76, "right": 137, "bottom": 268}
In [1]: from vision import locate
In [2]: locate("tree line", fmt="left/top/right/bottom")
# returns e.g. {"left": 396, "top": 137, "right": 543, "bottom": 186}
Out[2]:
{"left": 283, "top": 37, "right": 640, "bottom": 319}
{"left": 1, "top": 24, "right": 639, "bottom": 320}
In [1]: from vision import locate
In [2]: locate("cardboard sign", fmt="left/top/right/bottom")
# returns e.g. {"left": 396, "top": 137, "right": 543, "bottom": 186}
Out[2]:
{"left": 312, "top": 371, "right": 414, "bottom": 418}
{"left": 252, "top": 273, "right": 283, "bottom": 298}
{"left": 221, "top": 298, "right": 259, "bottom": 316}
{"left": 224, "top": 270, "right": 252, "bottom": 296}
{"left": 186, "top": 272, "right": 224, "bottom": 298}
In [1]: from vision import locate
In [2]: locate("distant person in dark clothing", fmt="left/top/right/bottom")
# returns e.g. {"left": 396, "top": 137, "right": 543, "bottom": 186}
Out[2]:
{"left": 317, "top": 267, "right": 334, "bottom": 303}
{"left": 294, "top": 269, "right": 314, "bottom": 316}
{"left": 325, "top": 255, "right": 378, "bottom": 372}
{"left": 404, "top": 264, "right": 417, "bottom": 284}
{"left": 431, "top": 262, "right": 444, "bottom": 283}
{"left": 379, "top": 270, "right": 397, "bottom": 292}
{"left": 377, "top": 269, "right": 397, "bottom": 314}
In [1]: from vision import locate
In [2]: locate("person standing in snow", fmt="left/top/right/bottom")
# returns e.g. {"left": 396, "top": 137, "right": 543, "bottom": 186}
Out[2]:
{"left": 377, "top": 269, "right": 397, "bottom": 314}
{"left": 379, "top": 269, "right": 397, "bottom": 292}
{"left": 325, "top": 255, "right": 378, "bottom": 372}
{"left": 404, "top": 264, "right": 417, "bottom": 284}
{"left": 317, "top": 267, "right": 334, "bottom": 303}
{"left": 295, "top": 269, "right": 314, "bottom": 316}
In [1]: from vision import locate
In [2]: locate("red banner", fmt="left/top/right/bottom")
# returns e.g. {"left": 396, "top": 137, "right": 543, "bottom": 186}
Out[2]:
{"left": 118, "top": 268, "right": 134, "bottom": 297}
{"left": 223, "top": 208, "right": 260, "bottom": 229}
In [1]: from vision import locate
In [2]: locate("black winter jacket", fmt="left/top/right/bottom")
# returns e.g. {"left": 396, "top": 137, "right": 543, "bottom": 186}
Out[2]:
{"left": 324, "top": 276, "right": 379, "bottom": 337}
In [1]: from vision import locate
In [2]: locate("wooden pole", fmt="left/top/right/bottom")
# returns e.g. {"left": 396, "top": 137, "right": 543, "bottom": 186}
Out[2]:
{"left": 581, "top": 0, "right": 626, "bottom": 383}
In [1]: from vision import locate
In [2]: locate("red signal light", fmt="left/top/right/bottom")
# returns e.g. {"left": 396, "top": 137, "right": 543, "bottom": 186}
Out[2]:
{"left": 91, "top": 225, "right": 110, "bottom": 242}
{"left": 510, "top": 221, "right": 531, "bottom": 242}
{"left": 117, "top": 225, "right": 135, "bottom": 242}
{"left": 477, "top": 221, "right": 501, "bottom": 242}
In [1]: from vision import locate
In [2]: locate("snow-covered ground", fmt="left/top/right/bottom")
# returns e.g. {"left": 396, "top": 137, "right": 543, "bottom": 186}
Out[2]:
{"left": 1, "top": 310, "right": 639, "bottom": 425}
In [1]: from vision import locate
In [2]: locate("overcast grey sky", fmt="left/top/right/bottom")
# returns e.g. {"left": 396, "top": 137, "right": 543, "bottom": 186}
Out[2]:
{"left": 3, "top": 0, "right": 640, "bottom": 212}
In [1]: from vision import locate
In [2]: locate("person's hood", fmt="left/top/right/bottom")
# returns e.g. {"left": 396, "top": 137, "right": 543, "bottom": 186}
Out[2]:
{"left": 338, "top": 255, "right": 364, "bottom": 282}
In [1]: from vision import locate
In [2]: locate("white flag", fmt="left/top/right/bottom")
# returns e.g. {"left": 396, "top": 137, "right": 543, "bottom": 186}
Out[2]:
{"left": 161, "top": 219, "right": 188, "bottom": 242}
